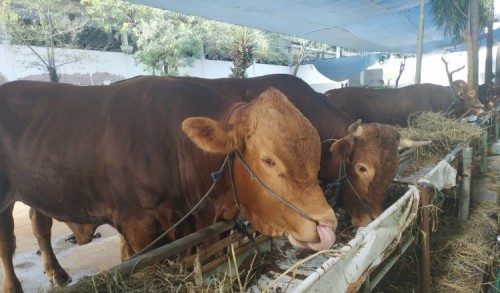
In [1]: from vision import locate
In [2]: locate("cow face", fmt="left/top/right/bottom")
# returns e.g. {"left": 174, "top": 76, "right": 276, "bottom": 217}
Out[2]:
{"left": 324, "top": 120, "right": 401, "bottom": 227}
{"left": 453, "top": 80, "right": 485, "bottom": 115}
{"left": 182, "top": 87, "right": 337, "bottom": 251}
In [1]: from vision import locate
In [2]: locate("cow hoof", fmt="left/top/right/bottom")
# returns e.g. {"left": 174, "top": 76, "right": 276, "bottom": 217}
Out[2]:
{"left": 51, "top": 271, "right": 72, "bottom": 286}
{"left": 64, "top": 234, "right": 78, "bottom": 244}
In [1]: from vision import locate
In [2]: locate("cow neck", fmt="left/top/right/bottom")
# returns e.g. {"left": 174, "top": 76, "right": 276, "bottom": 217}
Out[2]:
{"left": 222, "top": 102, "right": 247, "bottom": 124}
{"left": 127, "top": 153, "right": 234, "bottom": 260}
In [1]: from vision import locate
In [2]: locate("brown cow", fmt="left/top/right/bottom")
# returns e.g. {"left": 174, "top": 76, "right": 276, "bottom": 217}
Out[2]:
{"left": 324, "top": 80, "right": 485, "bottom": 126}
{"left": 170, "top": 74, "right": 429, "bottom": 228}
{"left": 478, "top": 82, "right": 500, "bottom": 110}
{"left": 0, "top": 77, "right": 336, "bottom": 292}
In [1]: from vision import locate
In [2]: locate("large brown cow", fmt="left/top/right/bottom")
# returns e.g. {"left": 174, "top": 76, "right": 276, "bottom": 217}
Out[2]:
{"left": 170, "top": 74, "right": 428, "bottom": 228}
{"left": 0, "top": 77, "right": 337, "bottom": 292}
{"left": 324, "top": 80, "right": 485, "bottom": 126}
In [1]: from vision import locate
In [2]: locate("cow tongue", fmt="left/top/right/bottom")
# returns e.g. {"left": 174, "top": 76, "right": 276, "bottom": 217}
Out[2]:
{"left": 306, "top": 225, "right": 336, "bottom": 251}
{"left": 288, "top": 225, "right": 336, "bottom": 251}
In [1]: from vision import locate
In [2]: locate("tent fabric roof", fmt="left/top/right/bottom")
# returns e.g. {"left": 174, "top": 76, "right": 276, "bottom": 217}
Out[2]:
{"left": 129, "top": 0, "right": 460, "bottom": 54}
{"left": 129, "top": 0, "right": 500, "bottom": 82}
{"left": 309, "top": 53, "right": 383, "bottom": 82}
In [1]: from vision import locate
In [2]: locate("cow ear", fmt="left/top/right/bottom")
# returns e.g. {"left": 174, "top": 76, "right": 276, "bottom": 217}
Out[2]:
{"left": 329, "top": 137, "right": 354, "bottom": 163}
{"left": 182, "top": 117, "right": 238, "bottom": 153}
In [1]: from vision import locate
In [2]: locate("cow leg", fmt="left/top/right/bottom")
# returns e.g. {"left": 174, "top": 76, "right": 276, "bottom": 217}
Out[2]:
{"left": 0, "top": 203, "right": 23, "bottom": 293}
{"left": 29, "top": 208, "right": 71, "bottom": 286}
{"left": 117, "top": 211, "right": 165, "bottom": 260}
{"left": 119, "top": 235, "right": 135, "bottom": 261}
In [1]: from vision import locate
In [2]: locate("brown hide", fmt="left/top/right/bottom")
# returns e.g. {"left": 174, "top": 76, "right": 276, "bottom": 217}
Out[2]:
{"left": 175, "top": 74, "right": 402, "bottom": 227}
{"left": 325, "top": 81, "right": 485, "bottom": 126}
{"left": 0, "top": 77, "right": 336, "bottom": 292}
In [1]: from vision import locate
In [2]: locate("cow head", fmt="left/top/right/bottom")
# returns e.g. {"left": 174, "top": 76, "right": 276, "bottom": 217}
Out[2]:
{"left": 321, "top": 120, "right": 402, "bottom": 227}
{"left": 452, "top": 80, "right": 484, "bottom": 116}
{"left": 478, "top": 82, "right": 500, "bottom": 110}
{"left": 182, "top": 87, "right": 337, "bottom": 251}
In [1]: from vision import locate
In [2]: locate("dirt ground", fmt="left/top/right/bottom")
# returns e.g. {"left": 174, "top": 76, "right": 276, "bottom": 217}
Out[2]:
{"left": 0, "top": 203, "right": 121, "bottom": 292}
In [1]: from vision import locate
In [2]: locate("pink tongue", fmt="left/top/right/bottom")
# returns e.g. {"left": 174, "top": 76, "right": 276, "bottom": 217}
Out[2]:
{"left": 305, "top": 225, "right": 336, "bottom": 251}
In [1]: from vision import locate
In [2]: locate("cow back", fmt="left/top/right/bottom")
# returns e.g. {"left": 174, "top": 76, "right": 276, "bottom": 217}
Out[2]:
{"left": 325, "top": 84, "right": 454, "bottom": 126}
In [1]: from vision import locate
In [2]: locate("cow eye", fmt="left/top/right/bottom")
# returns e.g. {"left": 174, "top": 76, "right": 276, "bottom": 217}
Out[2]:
{"left": 262, "top": 158, "right": 275, "bottom": 167}
{"left": 358, "top": 165, "right": 367, "bottom": 173}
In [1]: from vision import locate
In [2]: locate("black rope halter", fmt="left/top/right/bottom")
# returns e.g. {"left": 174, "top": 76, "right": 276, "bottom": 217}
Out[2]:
{"left": 323, "top": 161, "right": 375, "bottom": 221}
{"left": 228, "top": 150, "right": 318, "bottom": 224}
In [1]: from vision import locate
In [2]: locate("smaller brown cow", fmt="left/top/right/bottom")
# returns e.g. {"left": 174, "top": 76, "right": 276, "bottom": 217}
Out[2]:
{"left": 325, "top": 80, "right": 485, "bottom": 126}
{"left": 478, "top": 82, "right": 500, "bottom": 110}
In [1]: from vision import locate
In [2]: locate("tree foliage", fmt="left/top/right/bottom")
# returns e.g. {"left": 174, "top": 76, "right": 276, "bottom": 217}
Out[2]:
{"left": 2, "top": 0, "right": 336, "bottom": 78}
{"left": 228, "top": 27, "right": 253, "bottom": 78}
{"left": 429, "top": 0, "right": 493, "bottom": 44}
{"left": 132, "top": 11, "right": 201, "bottom": 76}
{"left": 84, "top": 0, "right": 202, "bottom": 75}
{"left": 0, "top": 0, "right": 89, "bottom": 81}
{"left": 429, "top": 0, "right": 493, "bottom": 86}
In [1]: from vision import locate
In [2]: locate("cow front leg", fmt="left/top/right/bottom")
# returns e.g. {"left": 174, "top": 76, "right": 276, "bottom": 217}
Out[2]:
{"left": 0, "top": 203, "right": 23, "bottom": 293}
{"left": 119, "top": 234, "right": 135, "bottom": 261}
{"left": 29, "top": 208, "right": 71, "bottom": 286}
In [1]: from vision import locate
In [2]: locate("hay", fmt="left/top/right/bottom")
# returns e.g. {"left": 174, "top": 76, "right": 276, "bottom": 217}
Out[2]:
{"left": 430, "top": 201, "right": 499, "bottom": 293}
{"left": 374, "top": 201, "right": 499, "bottom": 293}
{"left": 399, "top": 111, "right": 483, "bottom": 170}
{"left": 48, "top": 251, "right": 265, "bottom": 293}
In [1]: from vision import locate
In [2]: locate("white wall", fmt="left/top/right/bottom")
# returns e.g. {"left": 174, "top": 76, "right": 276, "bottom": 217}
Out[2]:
{"left": 3, "top": 43, "right": 493, "bottom": 91}
{"left": 0, "top": 44, "right": 341, "bottom": 90}
{"left": 367, "top": 46, "right": 496, "bottom": 87}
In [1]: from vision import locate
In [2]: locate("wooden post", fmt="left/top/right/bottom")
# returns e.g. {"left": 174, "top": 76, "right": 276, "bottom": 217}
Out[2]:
{"left": 417, "top": 183, "right": 432, "bottom": 293}
{"left": 495, "top": 115, "right": 499, "bottom": 142}
{"left": 482, "top": 130, "right": 489, "bottom": 173}
{"left": 459, "top": 147, "right": 473, "bottom": 221}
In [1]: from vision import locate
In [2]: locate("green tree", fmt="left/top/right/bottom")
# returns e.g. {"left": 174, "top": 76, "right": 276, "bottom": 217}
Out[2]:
{"left": 429, "top": 0, "right": 493, "bottom": 88}
{"left": 228, "top": 27, "right": 254, "bottom": 78}
{"left": 132, "top": 11, "right": 201, "bottom": 76}
{"left": 81, "top": 0, "right": 150, "bottom": 53}
{"left": 197, "top": 20, "right": 277, "bottom": 78}
{"left": 1, "top": 0, "right": 89, "bottom": 82}
{"left": 84, "top": 0, "right": 201, "bottom": 76}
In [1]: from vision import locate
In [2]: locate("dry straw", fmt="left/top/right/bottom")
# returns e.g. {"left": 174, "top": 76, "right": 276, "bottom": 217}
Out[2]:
{"left": 399, "top": 111, "right": 483, "bottom": 170}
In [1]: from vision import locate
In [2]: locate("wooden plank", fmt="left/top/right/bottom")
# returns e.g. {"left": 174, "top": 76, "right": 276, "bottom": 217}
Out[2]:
{"left": 184, "top": 227, "right": 256, "bottom": 268}
{"left": 108, "top": 219, "right": 236, "bottom": 276}
{"left": 201, "top": 235, "right": 271, "bottom": 275}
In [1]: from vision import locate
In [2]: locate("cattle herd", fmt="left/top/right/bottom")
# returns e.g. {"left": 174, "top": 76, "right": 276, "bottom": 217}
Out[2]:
{"left": 0, "top": 74, "right": 489, "bottom": 292}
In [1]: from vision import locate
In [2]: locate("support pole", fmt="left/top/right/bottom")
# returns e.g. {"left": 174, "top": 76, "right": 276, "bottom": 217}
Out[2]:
{"left": 417, "top": 183, "right": 432, "bottom": 293}
{"left": 482, "top": 130, "right": 489, "bottom": 172}
{"left": 415, "top": 0, "right": 425, "bottom": 84}
{"left": 459, "top": 147, "right": 473, "bottom": 221}
{"left": 495, "top": 115, "right": 499, "bottom": 142}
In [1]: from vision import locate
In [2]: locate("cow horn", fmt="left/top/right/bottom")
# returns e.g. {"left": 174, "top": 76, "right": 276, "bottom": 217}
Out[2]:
{"left": 399, "top": 138, "right": 432, "bottom": 148}
{"left": 348, "top": 119, "right": 363, "bottom": 137}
